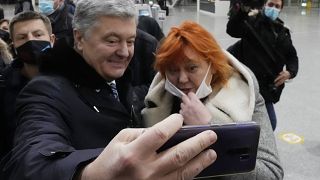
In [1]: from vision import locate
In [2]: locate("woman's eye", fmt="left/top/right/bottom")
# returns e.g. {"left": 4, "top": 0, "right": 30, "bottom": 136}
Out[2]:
{"left": 167, "top": 68, "right": 179, "bottom": 76}
{"left": 189, "top": 65, "right": 198, "bottom": 72}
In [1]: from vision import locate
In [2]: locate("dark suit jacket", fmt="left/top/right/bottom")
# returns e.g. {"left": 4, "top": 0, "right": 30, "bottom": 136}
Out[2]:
{"left": 0, "top": 39, "right": 139, "bottom": 180}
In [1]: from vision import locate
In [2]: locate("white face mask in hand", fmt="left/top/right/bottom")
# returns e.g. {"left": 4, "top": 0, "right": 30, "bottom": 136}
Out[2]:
{"left": 195, "top": 64, "right": 212, "bottom": 99}
{"left": 165, "top": 64, "right": 212, "bottom": 99}
{"left": 165, "top": 77, "right": 186, "bottom": 98}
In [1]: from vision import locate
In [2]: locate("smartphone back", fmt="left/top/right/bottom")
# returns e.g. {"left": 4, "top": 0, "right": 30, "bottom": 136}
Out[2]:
{"left": 158, "top": 122, "right": 260, "bottom": 178}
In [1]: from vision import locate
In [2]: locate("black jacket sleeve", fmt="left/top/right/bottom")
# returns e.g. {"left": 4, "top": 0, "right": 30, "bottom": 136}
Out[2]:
{"left": 280, "top": 29, "right": 299, "bottom": 78}
{"left": 0, "top": 77, "right": 103, "bottom": 180}
{"left": 226, "top": 4, "right": 249, "bottom": 38}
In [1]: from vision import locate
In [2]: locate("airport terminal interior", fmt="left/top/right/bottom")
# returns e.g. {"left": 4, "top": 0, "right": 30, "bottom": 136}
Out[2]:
{"left": 1, "top": 0, "right": 320, "bottom": 179}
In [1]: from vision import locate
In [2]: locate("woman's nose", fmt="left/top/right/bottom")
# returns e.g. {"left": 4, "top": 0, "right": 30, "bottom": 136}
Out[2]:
{"left": 178, "top": 71, "right": 189, "bottom": 83}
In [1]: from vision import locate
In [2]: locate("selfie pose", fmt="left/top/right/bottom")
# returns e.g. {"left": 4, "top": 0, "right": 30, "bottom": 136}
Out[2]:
{"left": 0, "top": 1, "right": 217, "bottom": 180}
{"left": 142, "top": 21, "right": 284, "bottom": 179}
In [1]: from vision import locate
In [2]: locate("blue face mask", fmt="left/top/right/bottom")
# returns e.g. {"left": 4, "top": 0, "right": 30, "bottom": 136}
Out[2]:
{"left": 264, "top": 6, "right": 280, "bottom": 21}
{"left": 39, "top": 0, "right": 55, "bottom": 15}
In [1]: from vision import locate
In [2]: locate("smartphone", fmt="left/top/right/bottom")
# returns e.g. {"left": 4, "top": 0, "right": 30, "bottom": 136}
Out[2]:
{"left": 157, "top": 122, "right": 260, "bottom": 178}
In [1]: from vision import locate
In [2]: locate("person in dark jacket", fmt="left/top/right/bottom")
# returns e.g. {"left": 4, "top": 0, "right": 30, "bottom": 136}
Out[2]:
{"left": 226, "top": 0, "right": 298, "bottom": 130}
{"left": 39, "top": 0, "right": 73, "bottom": 40}
{"left": 0, "top": 19, "right": 11, "bottom": 44}
{"left": 0, "top": 0, "right": 218, "bottom": 179}
{"left": 65, "top": 0, "right": 75, "bottom": 14}
{"left": 0, "top": 11, "right": 55, "bottom": 161}
{"left": 129, "top": 29, "right": 158, "bottom": 116}
{"left": 14, "top": 0, "right": 34, "bottom": 14}
{"left": 0, "top": 6, "right": 4, "bottom": 20}
{"left": 138, "top": 15, "right": 164, "bottom": 41}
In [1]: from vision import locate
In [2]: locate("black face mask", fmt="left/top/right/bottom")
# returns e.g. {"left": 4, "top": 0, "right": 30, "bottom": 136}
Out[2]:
{"left": 0, "top": 29, "right": 10, "bottom": 44}
{"left": 16, "top": 40, "right": 52, "bottom": 65}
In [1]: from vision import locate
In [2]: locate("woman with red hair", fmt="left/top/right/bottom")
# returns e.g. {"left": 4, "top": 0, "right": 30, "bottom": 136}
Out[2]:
{"left": 142, "top": 21, "right": 283, "bottom": 179}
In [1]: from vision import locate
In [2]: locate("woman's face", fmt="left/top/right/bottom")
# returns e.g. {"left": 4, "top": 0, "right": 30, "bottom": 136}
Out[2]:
{"left": 165, "top": 47, "right": 213, "bottom": 95}
{"left": 0, "top": 21, "right": 9, "bottom": 32}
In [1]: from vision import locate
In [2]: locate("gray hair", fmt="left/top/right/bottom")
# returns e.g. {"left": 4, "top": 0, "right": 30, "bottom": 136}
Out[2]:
{"left": 73, "top": 0, "right": 137, "bottom": 37}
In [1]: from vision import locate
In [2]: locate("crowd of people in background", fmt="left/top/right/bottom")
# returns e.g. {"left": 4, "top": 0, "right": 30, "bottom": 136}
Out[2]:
{"left": 0, "top": 0, "right": 298, "bottom": 179}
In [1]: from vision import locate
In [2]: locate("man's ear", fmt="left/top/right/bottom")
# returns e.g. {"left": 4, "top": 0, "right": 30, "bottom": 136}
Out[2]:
{"left": 50, "top": 34, "right": 56, "bottom": 46}
{"left": 73, "top": 29, "right": 84, "bottom": 51}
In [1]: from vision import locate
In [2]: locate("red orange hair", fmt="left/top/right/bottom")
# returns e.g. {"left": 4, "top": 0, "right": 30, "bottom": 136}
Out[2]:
{"left": 155, "top": 21, "right": 234, "bottom": 89}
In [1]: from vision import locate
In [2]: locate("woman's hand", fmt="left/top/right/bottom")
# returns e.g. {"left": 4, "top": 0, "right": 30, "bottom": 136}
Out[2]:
{"left": 180, "top": 92, "right": 212, "bottom": 125}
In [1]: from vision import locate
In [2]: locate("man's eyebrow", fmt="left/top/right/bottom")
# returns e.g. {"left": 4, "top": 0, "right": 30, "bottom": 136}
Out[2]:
{"left": 104, "top": 32, "right": 136, "bottom": 39}
{"left": 17, "top": 29, "right": 45, "bottom": 35}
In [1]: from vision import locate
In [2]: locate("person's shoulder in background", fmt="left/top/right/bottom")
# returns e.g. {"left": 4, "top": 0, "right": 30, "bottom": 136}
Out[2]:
{"left": 0, "top": 6, "right": 4, "bottom": 20}
{"left": 138, "top": 16, "right": 164, "bottom": 41}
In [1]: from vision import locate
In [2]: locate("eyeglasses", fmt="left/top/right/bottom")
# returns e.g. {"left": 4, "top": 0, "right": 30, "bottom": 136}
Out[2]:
{"left": 267, "top": 2, "right": 281, "bottom": 9}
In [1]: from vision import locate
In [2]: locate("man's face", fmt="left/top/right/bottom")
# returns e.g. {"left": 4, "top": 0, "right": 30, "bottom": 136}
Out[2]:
{"left": 75, "top": 16, "right": 136, "bottom": 81}
{"left": 12, "top": 19, "right": 55, "bottom": 48}
{"left": 265, "top": 0, "right": 282, "bottom": 10}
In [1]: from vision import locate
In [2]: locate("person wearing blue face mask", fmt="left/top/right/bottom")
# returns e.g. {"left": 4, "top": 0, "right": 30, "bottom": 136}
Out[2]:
{"left": 0, "top": 11, "right": 55, "bottom": 161}
{"left": 40, "top": 0, "right": 74, "bottom": 40}
{"left": 226, "top": 0, "right": 299, "bottom": 131}
{"left": 263, "top": 0, "right": 284, "bottom": 21}
{"left": 39, "top": 0, "right": 55, "bottom": 15}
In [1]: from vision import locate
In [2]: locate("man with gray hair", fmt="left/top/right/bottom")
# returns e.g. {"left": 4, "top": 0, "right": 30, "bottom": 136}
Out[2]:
{"left": 0, "top": 0, "right": 217, "bottom": 180}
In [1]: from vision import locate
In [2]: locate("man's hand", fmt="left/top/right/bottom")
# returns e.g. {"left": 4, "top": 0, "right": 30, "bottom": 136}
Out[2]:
{"left": 179, "top": 92, "right": 212, "bottom": 125}
{"left": 274, "top": 70, "right": 291, "bottom": 87}
{"left": 78, "top": 114, "right": 217, "bottom": 180}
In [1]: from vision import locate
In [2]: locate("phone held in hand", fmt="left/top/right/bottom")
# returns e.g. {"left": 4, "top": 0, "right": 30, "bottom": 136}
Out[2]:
{"left": 157, "top": 121, "right": 260, "bottom": 178}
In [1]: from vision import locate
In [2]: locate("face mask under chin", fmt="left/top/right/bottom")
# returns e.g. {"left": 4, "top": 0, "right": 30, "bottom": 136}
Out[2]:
{"left": 165, "top": 64, "right": 213, "bottom": 99}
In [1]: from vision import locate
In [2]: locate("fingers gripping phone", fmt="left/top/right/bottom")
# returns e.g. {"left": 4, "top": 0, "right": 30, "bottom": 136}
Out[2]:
{"left": 157, "top": 122, "right": 260, "bottom": 178}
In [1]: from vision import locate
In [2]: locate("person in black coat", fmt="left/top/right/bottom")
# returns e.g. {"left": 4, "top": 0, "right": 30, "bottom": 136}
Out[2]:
{"left": 0, "top": 11, "right": 55, "bottom": 161}
{"left": 0, "top": 6, "right": 4, "bottom": 20}
{"left": 14, "top": 0, "right": 34, "bottom": 14}
{"left": 0, "top": 1, "right": 217, "bottom": 179}
{"left": 138, "top": 16, "right": 164, "bottom": 41}
{"left": 226, "top": 0, "right": 299, "bottom": 130}
{"left": 129, "top": 29, "right": 158, "bottom": 115}
{"left": 65, "top": 0, "right": 75, "bottom": 14}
